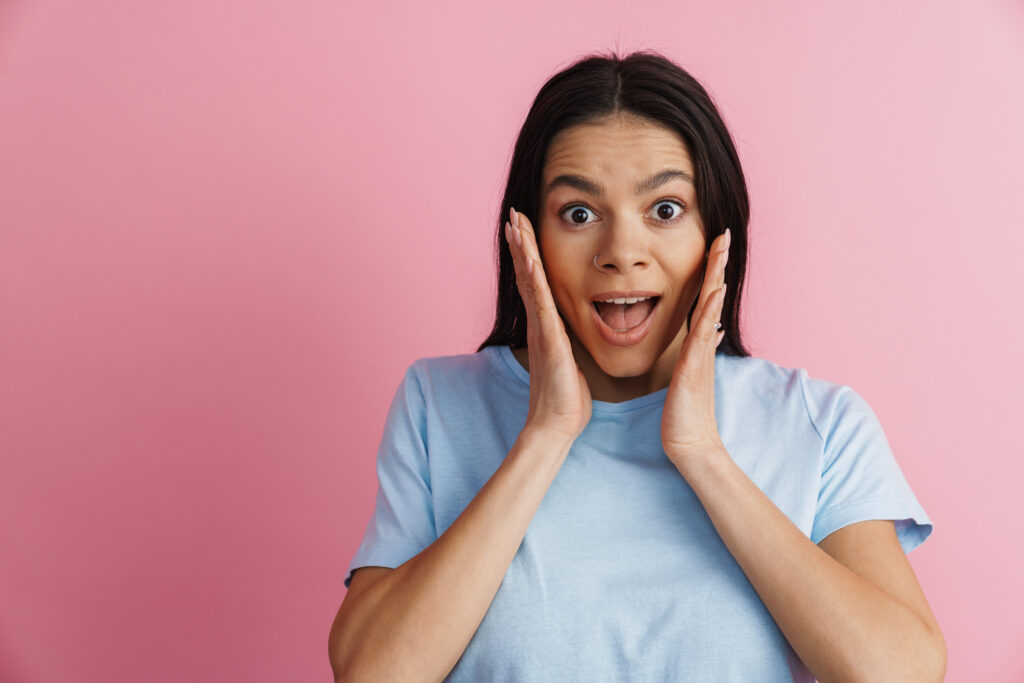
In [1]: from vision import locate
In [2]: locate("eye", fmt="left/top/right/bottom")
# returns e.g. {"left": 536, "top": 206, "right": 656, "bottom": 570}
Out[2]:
{"left": 557, "top": 199, "right": 688, "bottom": 228}
{"left": 650, "top": 199, "right": 687, "bottom": 224}
{"left": 558, "top": 204, "right": 598, "bottom": 227}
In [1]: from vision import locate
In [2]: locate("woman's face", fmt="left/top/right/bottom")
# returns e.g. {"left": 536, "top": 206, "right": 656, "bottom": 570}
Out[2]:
{"left": 537, "top": 115, "right": 708, "bottom": 399}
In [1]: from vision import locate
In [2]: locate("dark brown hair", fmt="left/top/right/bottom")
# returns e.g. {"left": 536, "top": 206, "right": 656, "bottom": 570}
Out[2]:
{"left": 477, "top": 49, "right": 751, "bottom": 358}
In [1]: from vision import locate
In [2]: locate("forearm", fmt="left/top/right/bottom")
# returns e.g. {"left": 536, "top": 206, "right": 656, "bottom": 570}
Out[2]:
{"left": 675, "top": 449, "right": 943, "bottom": 683}
{"left": 334, "top": 427, "right": 572, "bottom": 681}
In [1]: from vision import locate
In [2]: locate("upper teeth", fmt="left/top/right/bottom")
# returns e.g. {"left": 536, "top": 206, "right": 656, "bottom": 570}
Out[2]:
{"left": 598, "top": 296, "right": 653, "bottom": 304}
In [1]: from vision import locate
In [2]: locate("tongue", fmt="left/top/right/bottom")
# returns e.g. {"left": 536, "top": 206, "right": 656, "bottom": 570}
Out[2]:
{"left": 595, "top": 299, "right": 655, "bottom": 329}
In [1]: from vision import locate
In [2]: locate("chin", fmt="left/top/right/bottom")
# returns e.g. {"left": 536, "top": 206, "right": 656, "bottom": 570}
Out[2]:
{"left": 589, "top": 345, "right": 658, "bottom": 377}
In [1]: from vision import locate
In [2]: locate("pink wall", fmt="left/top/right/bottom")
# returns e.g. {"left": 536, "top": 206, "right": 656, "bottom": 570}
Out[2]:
{"left": 1, "top": 1, "right": 1021, "bottom": 680}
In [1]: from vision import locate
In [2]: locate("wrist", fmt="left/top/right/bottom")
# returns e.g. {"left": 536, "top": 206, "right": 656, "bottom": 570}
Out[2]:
{"left": 667, "top": 444, "right": 729, "bottom": 479}
{"left": 518, "top": 424, "right": 576, "bottom": 457}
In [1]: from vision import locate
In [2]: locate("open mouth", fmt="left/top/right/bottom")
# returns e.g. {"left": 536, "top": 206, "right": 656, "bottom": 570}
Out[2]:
{"left": 592, "top": 296, "right": 661, "bottom": 331}
{"left": 590, "top": 296, "right": 661, "bottom": 346}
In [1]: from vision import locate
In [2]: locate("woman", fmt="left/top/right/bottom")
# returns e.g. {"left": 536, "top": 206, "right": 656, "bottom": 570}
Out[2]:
{"left": 329, "top": 51, "right": 946, "bottom": 682}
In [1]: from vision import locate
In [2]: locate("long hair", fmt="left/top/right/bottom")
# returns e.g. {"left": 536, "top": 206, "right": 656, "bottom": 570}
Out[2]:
{"left": 477, "top": 49, "right": 751, "bottom": 358}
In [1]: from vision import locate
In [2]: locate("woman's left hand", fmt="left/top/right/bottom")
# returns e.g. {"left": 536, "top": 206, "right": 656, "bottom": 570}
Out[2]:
{"left": 661, "top": 228, "right": 731, "bottom": 468}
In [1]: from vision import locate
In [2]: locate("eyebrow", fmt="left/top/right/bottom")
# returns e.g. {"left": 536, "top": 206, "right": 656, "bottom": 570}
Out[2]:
{"left": 544, "top": 169, "right": 695, "bottom": 199}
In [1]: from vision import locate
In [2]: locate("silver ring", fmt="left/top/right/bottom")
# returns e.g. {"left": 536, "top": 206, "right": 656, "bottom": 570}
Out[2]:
{"left": 713, "top": 321, "right": 722, "bottom": 331}
{"left": 593, "top": 253, "right": 601, "bottom": 269}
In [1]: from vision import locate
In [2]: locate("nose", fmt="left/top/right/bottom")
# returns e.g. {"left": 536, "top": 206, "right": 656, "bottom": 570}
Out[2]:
{"left": 593, "top": 219, "right": 650, "bottom": 273}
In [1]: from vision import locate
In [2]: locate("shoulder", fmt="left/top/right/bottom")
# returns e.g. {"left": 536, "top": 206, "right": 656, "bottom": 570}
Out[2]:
{"left": 717, "top": 351, "right": 804, "bottom": 388}
{"left": 408, "top": 346, "right": 500, "bottom": 383}
{"left": 716, "top": 353, "right": 859, "bottom": 442}
{"left": 717, "top": 352, "right": 823, "bottom": 405}
{"left": 398, "top": 346, "right": 514, "bottom": 403}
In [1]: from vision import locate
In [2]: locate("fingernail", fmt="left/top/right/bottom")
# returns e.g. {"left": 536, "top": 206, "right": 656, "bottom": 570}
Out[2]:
{"left": 510, "top": 206, "right": 520, "bottom": 229}
{"left": 526, "top": 256, "right": 533, "bottom": 274}
{"left": 716, "top": 330, "right": 725, "bottom": 346}
{"left": 725, "top": 227, "right": 731, "bottom": 247}
{"left": 505, "top": 221, "right": 513, "bottom": 245}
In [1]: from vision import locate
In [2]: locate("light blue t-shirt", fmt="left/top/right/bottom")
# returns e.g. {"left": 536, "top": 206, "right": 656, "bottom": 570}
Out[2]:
{"left": 344, "top": 345, "right": 933, "bottom": 682}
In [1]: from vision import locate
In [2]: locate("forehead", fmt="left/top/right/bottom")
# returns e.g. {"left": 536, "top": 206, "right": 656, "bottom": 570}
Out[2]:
{"left": 543, "top": 117, "right": 695, "bottom": 186}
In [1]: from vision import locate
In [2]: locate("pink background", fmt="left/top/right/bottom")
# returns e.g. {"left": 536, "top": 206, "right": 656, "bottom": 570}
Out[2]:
{"left": 1, "top": 1, "right": 1022, "bottom": 681}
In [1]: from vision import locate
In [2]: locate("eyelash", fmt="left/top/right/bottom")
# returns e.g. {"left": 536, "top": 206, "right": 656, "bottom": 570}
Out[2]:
{"left": 557, "top": 199, "right": 688, "bottom": 228}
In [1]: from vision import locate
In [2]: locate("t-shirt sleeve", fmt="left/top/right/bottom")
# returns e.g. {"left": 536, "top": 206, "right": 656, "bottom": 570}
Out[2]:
{"left": 800, "top": 371, "right": 934, "bottom": 554}
{"left": 344, "top": 362, "right": 437, "bottom": 589}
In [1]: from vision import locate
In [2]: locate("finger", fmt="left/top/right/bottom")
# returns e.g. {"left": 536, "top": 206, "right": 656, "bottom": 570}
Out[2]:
{"left": 511, "top": 208, "right": 543, "bottom": 273}
{"left": 700, "top": 230, "right": 730, "bottom": 310}
{"left": 678, "top": 281, "right": 726, "bottom": 382}
{"left": 706, "top": 285, "right": 726, "bottom": 399}
{"left": 511, "top": 209, "right": 564, "bottom": 339}
{"left": 703, "top": 283, "right": 727, "bottom": 346}
{"left": 692, "top": 229, "right": 731, "bottom": 325}
{"left": 505, "top": 217, "right": 538, "bottom": 327}
{"left": 714, "top": 229, "right": 730, "bottom": 349}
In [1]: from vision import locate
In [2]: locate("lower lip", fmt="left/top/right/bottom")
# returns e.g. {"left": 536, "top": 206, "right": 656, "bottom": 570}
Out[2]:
{"left": 590, "top": 299, "right": 660, "bottom": 347}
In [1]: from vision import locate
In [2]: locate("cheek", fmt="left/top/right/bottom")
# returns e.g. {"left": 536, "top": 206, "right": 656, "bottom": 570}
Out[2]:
{"left": 671, "top": 255, "right": 709, "bottom": 302}
{"left": 537, "top": 236, "right": 574, "bottom": 287}
{"left": 541, "top": 262, "right": 575, "bottom": 310}
{"left": 536, "top": 248, "right": 584, "bottom": 317}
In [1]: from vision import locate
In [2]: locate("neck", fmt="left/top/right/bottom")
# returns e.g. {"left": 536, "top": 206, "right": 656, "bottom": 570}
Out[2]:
{"left": 566, "top": 327, "right": 683, "bottom": 403}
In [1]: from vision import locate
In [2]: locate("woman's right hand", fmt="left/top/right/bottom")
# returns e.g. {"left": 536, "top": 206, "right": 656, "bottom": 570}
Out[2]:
{"left": 505, "top": 207, "right": 593, "bottom": 446}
